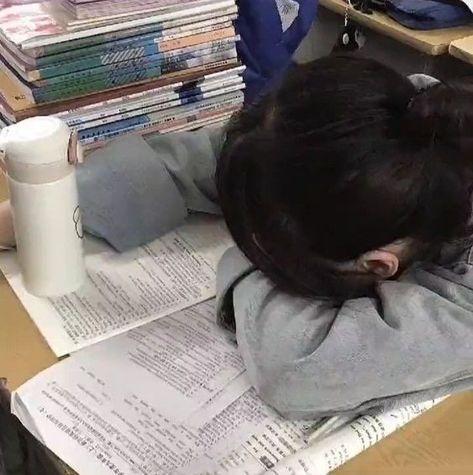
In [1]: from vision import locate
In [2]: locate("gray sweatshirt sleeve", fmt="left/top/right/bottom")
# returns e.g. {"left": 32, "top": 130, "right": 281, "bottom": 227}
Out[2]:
{"left": 217, "top": 246, "right": 473, "bottom": 420}
{"left": 77, "top": 127, "right": 223, "bottom": 252}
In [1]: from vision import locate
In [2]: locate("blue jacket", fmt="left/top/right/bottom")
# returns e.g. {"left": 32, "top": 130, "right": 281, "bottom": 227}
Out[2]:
{"left": 387, "top": 0, "right": 473, "bottom": 30}
{"left": 236, "top": 0, "right": 319, "bottom": 102}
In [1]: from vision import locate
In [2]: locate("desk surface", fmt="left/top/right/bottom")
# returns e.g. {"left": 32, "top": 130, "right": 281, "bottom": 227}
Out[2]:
{"left": 1, "top": 176, "right": 473, "bottom": 474}
{"left": 450, "top": 35, "right": 473, "bottom": 65}
{"left": 320, "top": 0, "right": 473, "bottom": 55}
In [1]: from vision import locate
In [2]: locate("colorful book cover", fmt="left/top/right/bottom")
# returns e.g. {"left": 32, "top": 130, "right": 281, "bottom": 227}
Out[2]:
{"left": 0, "top": 14, "right": 236, "bottom": 72}
{"left": 57, "top": 0, "right": 214, "bottom": 28}
{"left": 29, "top": 40, "right": 238, "bottom": 87}
{"left": 65, "top": 77, "right": 244, "bottom": 129}
{"left": 70, "top": 82, "right": 245, "bottom": 131}
{"left": 27, "top": 49, "right": 238, "bottom": 103}
{"left": 6, "top": 27, "right": 238, "bottom": 82}
{"left": 37, "top": 7, "right": 238, "bottom": 59}
{"left": 0, "top": 1, "right": 237, "bottom": 51}
{"left": 79, "top": 91, "right": 243, "bottom": 144}
{"left": 83, "top": 108, "right": 235, "bottom": 152}
{"left": 60, "top": 0, "right": 203, "bottom": 20}
{"left": 56, "top": 64, "right": 245, "bottom": 122}
{"left": 0, "top": 56, "right": 240, "bottom": 114}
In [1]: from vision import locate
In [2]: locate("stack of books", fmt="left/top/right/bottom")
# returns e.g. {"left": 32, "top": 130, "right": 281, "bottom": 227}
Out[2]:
{"left": 0, "top": 0, "right": 244, "bottom": 150}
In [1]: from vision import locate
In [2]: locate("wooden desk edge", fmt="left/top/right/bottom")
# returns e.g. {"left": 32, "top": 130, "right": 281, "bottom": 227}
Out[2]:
{"left": 449, "top": 38, "right": 473, "bottom": 65}
{"left": 319, "top": 0, "right": 473, "bottom": 56}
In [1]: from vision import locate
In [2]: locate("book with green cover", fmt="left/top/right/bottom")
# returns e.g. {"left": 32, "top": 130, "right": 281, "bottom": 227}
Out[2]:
{"left": 2, "top": 27, "right": 237, "bottom": 81}
{"left": 0, "top": 49, "right": 238, "bottom": 104}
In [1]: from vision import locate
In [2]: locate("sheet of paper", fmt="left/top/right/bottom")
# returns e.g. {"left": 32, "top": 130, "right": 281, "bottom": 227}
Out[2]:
{"left": 13, "top": 357, "right": 292, "bottom": 475}
{"left": 0, "top": 216, "right": 232, "bottom": 356}
{"left": 186, "top": 401, "right": 312, "bottom": 475}
{"left": 265, "top": 398, "right": 446, "bottom": 475}
{"left": 187, "top": 372, "right": 252, "bottom": 428}
{"left": 12, "top": 301, "right": 446, "bottom": 475}
{"left": 14, "top": 300, "right": 249, "bottom": 425}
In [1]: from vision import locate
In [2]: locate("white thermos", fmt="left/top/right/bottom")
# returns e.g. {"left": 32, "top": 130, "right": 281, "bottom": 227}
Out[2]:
{"left": 0, "top": 116, "right": 86, "bottom": 297}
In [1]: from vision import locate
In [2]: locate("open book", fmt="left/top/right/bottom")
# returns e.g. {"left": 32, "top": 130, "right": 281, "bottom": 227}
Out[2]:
{"left": 0, "top": 216, "right": 446, "bottom": 474}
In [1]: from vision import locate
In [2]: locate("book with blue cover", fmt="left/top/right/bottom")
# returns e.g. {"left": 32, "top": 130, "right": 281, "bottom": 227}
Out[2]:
{"left": 79, "top": 90, "right": 243, "bottom": 147}
{"left": 0, "top": 48, "right": 239, "bottom": 103}
{"left": 1, "top": 15, "right": 237, "bottom": 69}
{"left": 0, "top": 1, "right": 237, "bottom": 54}
{"left": 3, "top": 27, "right": 238, "bottom": 82}
{"left": 70, "top": 80, "right": 245, "bottom": 130}
{"left": 0, "top": 0, "right": 243, "bottom": 149}
{"left": 0, "top": 61, "right": 242, "bottom": 120}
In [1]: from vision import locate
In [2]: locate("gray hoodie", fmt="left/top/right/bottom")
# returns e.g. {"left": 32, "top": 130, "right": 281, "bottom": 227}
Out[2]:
{"left": 77, "top": 76, "right": 473, "bottom": 420}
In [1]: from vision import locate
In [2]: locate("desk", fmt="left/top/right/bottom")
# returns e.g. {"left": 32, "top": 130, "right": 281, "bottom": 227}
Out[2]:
{"left": 450, "top": 35, "right": 473, "bottom": 65}
{"left": 320, "top": 0, "right": 473, "bottom": 55}
{"left": 1, "top": 176, "right": 473, "bottom": 474}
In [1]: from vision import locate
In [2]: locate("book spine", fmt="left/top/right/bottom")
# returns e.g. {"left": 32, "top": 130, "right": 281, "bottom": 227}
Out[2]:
{"left": 71, "top": 82, "right": 245, "bottom": 131}
{"left": 67, "top": 76, "right": 244, "bottom": 127}
{"left": 79, "top": 89, "right": 244, "bottom": 139}
{"left": 34, "top": 16, "right": 236, "bottom": 68}
{"left": 85, "top": 105, "right": 239, "bottom": 146}
{"left": 34, "top": 32, "right": 237, "bottom": 80}
{"left": 64, "top": 0, "right": 213, "bottom": 23}
{"left": 31, "top": 49, "right": 238, "bottom": 103}
{"left": 69, "top": 0, "right": 204, "bottom": 20}
{"left": 55, "top": 64, "right": 245, "bottom": 119}
{"left": 27, "top": 3, "right": 238, "bottom": 55}
{"left": 33, "top": 41, "right": 237, "bottom": 87}
{"left": 83, "top": 109, "right": 235, "bottom": 151}
{"left": 79, "top": 93, "right": 243, "bottom": 144}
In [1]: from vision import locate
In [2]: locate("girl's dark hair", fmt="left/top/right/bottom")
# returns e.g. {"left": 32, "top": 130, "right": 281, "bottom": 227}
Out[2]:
{"left": 216, "top": 56, "right": 473, "bottom": 300}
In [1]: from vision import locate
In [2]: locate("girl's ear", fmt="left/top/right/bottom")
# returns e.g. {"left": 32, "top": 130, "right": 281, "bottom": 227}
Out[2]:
{"left": 356, "top": 250, "right": 399, "bottom": 279}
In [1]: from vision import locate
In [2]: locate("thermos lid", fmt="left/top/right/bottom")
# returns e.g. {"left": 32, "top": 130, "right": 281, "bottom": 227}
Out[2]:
{"left": 0, "top": 117, "right": 83, "bottom": 184}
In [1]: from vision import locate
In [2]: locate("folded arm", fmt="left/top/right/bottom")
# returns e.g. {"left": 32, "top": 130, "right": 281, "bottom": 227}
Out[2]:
{"left": 78, "top": 128, "right": 224, "bottom": 251}
{"left": 217, "top": 247, "right": 473, "bottom": 419}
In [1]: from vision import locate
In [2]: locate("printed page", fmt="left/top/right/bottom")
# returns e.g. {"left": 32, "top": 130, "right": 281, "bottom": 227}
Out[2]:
{"left": 12, "top": 297, "right": 446, "bottom": 475}
{"left": 12, "top": 317, "right": 299, "bottom": 475}
{"left": 265, "top": 398, "right": 446, "bottom": 475}
{"left": 0, "top": 216, "right": 232, "bottom": 356}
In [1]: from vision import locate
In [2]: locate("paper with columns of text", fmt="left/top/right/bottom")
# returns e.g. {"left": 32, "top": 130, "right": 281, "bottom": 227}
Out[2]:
{"left": 0, "top": 216, "right": 232, "bottom": 356}
{"left": 12, "top": 296, "right": 446, "bottom": 474}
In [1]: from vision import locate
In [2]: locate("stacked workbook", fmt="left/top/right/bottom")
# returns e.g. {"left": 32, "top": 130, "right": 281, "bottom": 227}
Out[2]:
{"left": 0, "top": 0, "right": 244, "bottom": 150}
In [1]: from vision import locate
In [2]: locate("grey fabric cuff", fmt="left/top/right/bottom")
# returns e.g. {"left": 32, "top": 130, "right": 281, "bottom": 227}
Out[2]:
{"left": 77, "top": 136, "right": 187, "bottom": 252}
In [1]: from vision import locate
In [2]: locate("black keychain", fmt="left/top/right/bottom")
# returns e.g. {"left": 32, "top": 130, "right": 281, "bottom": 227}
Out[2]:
{"left": 332, "top": 0, "right": 366, "bottom": 53}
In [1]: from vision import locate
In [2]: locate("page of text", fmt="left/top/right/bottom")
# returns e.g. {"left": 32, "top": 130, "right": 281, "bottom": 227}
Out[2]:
{"left": 0, "top": 216, "right": 232, "bottom": 356}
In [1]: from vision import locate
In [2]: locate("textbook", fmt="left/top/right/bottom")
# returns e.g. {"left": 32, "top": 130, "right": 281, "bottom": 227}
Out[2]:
{"left": 2, "top": 21, "right": 237, "bottom": 79}
{"left": 9, "top": 35, "right": 239, "bottom": 86}
{"left": 60, "top": 70, "right": 244, "bottom": 128}
{"left": 0, "top": 6, "right": 238, "bottom": 61}
{"left": 0, "top": 47, "right": 238, "bottom": 104}
{"left": 0, "top": 0, "right": 242, "bottom": 150}
{"left": 78, "top": 94, "right": 243, "bottom": 147}
{"left": 0, "top": 61, "right": 242, "bottom": 122}
{"left": 71, "top": 82, "right": 244, "bottom": 134}
{"left": 0, "top": 216, "right": 447, "bottom": 475}
{"left": 0, "top": 0, "right": 237, "bottom": 51}
{"left": 62, "top": 0, "right": 205, "bottom": 20}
